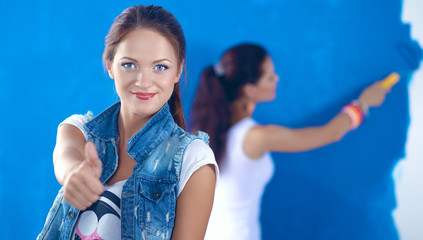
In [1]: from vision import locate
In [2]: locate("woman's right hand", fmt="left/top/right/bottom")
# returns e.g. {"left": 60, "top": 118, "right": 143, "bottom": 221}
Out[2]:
{"left": 358, "top": 73, "right": 399, "bottom": 108}
{"left": 62, "top": 142, "right": 104, "bottom": 210}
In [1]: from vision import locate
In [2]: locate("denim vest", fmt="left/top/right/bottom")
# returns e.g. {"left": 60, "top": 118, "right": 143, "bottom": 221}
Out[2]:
{"left": 38, "top": 102, "right": 209, "bottom": 240}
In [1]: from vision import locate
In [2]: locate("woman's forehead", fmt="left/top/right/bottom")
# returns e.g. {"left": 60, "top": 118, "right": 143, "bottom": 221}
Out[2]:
{"left": 114, "top": 28, "right": 178, "bottom": 62}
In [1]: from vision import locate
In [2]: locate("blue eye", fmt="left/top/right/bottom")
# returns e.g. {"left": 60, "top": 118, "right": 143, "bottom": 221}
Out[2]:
{"left": 122, "top": 63, "right": 135, "bottom": 69}
{"left": 154, "top": 64, "right": 168, "bottom": 71}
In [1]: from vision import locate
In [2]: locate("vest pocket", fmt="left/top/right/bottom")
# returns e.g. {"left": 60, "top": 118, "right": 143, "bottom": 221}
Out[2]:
{"left": 137, "top": 177, "right": 177, "bottom": 238}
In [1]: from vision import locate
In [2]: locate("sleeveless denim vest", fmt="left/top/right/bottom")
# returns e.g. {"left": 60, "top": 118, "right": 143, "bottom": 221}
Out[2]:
{"left": 38, "top": 102, "right": 209, "bottom": 240}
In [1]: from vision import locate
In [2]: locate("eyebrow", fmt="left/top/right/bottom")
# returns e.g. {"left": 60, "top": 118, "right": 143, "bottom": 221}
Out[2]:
{"left": 119, "top": 57, "right": 174, "bottom": 64}
{"left": 153, "top": 58, "right": 173, "bottom": 64}
{"left": 120, "top": 57, "right": 138, "bottom": 62}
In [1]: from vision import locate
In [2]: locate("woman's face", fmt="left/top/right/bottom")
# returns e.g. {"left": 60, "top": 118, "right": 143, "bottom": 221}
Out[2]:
{"left": 107, "top": 28, "right": 181, "bottom": 119}
{"left": 249, "top": 56, "right": 279, "bottom": 102}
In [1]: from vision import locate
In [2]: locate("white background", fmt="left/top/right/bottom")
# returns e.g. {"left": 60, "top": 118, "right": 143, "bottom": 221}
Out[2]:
{"left": 394, "top": 0, "right": 423, "bottom": 239}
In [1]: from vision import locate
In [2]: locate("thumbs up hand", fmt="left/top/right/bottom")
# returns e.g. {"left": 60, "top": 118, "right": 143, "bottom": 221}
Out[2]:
{"left": 85, "top": 141, "right": 103, "bottom": 179}
{"left": 62, "top": 141, "right": 104, "bottom": 210}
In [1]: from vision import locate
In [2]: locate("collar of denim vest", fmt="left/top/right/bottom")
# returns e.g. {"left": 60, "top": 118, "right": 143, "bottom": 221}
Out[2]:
{"left": 84, "top": 101, "right": 176, "bottom": 162}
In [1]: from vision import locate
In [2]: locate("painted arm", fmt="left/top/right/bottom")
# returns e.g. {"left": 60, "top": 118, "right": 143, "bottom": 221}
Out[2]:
{"left": 243, "top": 73, "right": 398, "bottom": 159}
{"left": 171, "top": 165, "right": 216, "bottom": 240}
{"left": 53, "top": 124, "right": 104, "bottom": 210}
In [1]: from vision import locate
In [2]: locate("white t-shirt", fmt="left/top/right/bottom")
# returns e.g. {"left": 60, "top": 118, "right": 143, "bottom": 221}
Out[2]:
{"left": 59, "top": 114, "right": 218, "bottom": 240}
{"left": 205, "top": 118, "right": 274, "bottom": 240}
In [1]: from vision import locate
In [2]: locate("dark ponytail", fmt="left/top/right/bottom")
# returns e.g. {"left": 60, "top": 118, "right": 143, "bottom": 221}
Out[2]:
{"left": 169, "top": 83, "right": 186, "bottom": 130}
{"left": 190, "top": 43, "right": 268, "bottom": 165}
{"left": 190, "top": 66, "right": 231, "bottom": 164}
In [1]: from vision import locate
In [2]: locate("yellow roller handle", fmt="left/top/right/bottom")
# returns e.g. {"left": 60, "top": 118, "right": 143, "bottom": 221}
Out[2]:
{"left": 380, "top": 72, "right": 400, "bottom": 89}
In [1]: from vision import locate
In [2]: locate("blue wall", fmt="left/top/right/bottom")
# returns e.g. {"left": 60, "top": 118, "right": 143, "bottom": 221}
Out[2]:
{"left": 0, "top": 0, "right": 421, "bottom": 239}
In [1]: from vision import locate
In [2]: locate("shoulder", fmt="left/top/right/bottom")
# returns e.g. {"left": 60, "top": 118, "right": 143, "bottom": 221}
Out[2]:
{"left": 184, "top": 139, "right": 214, "bottom": 160}
{"left": 232, "top": 117, "right": 257, "bottom": 132}
{"left": 172, "top": 129, "right": 211, "bottom": 158}
{"left": 58, "top": 111, "right": 94, "bottom": 139}
{"left": 243, "top": 124, "right": 289, "bottom": 159}
{"left": 183, "top": 139, "right": 216, "bottom": 173}
{"left": 245, "top": 124, "right": 266, "bottom": 139}
{"left": 246, "top": 123, "right": 290, "bottom": 140}
{"left": 177, "top": 139, "right": 218, "bottom": 196}
{"left": 172, "top": 128, "right": 216, "bottom": 175}
{"left": 60, "top": 111, "right": 93, "bottom": 127}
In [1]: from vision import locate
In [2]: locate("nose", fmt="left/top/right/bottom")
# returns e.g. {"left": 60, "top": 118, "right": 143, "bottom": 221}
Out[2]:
{"left": 135, "top": 70, "right": 153, "bottom": 88}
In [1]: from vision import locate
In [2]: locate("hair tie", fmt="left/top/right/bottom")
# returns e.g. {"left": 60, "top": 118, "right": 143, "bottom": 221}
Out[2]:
{"left": 213, "top": 62, "right": 225, "bottom": 77}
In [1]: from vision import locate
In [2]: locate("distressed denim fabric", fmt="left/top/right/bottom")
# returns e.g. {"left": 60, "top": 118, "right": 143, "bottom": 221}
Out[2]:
{"left": 38, "top": 102, "right": 209, "bottom": 240}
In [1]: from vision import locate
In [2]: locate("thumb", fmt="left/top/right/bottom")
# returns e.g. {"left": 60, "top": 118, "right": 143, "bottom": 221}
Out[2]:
{"left": 85, "top": 141, "right": 102, "bottom": 179}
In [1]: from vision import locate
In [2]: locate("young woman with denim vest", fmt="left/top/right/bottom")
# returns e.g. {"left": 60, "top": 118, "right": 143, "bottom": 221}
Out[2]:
{"left": 38, "top": 5, "right": 217, "bottom": 240}
{"left": 190, "top": 43, "right": 397, "bottom": 240}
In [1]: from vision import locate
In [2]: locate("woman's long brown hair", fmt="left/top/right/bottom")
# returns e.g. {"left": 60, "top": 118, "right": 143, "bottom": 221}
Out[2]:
{"left": 190, "top": 43, "right": 268, "bottom": 164}
{"left": 103, "top": 5, "right": 187, "bottom": 129}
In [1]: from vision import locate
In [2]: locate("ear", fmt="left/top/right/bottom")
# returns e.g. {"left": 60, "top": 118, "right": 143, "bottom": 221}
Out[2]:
{"left": 175, "top": 60, "right": 184, "bottom": 83}
{"left": 106, "top": 61, "right": 114, "bottom": 79}
{"left": 242, "top": 83, "right": 256, "bottom": 98}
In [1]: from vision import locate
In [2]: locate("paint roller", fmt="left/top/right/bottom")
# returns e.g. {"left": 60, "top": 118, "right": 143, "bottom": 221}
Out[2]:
{"left": 378, "top": 41, "right": 422, "bottom": 90}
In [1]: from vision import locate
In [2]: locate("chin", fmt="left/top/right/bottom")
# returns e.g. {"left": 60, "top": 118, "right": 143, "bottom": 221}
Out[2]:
{"left": 263, "top": 95, "right": 276, "bottom": 102}
{"left": 131, "top": 105, "right": 158, "bottom": 117}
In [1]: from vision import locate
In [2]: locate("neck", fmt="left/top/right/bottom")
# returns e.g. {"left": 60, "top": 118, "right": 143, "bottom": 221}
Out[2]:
{"left": 229, "top": 97, "right": 256, "bottom": 126}
{"left": 118, "top": 108, "right": 151, "bottom": 144}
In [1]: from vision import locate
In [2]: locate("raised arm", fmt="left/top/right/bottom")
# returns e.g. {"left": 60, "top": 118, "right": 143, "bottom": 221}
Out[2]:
{"left": 243, "top": 73, "right": 398, "bottom": 159}
{"left": 171, "top": 164, "right": 217, "bottom": 240}
{"left": 53, "top": 124, "right": 104, "bottom": 210}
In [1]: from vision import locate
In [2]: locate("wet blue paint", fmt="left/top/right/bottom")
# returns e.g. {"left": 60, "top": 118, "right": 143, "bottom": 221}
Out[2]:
{"left": 251, "top": 2, "right": 421, "bottom": 240}
{"left": 0, "top": 0, "right": 421, "bottom": 239}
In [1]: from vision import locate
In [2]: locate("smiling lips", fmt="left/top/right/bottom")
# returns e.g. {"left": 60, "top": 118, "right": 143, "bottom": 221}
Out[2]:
{"left": 133, "top": 92, "right": 156, "bottom": 100}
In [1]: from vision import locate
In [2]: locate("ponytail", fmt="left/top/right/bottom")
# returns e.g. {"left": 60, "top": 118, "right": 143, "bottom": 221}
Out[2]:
{"left": 190, "top": 66, "right": 231, "bottom": 165}
{"left": 169, "top": 82, "right": 186, "bottom": 130}
{"left": 191, "top": 43, "right": 268, "bottom": 165}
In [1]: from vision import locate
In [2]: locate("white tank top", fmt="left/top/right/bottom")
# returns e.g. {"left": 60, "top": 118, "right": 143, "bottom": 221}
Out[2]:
{"left": 205, "top": 118, "right": 274, "bottom": 240}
